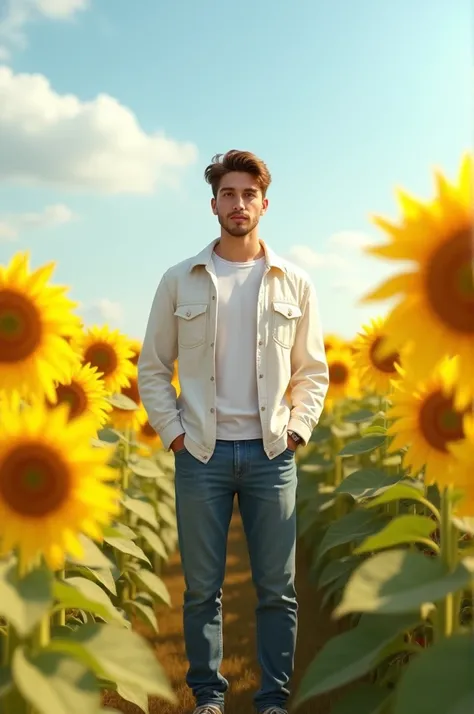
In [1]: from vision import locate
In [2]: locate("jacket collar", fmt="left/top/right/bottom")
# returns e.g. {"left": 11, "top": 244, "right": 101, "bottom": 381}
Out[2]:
{"left": 189, "top": 238, "right": 287, "bottom": 273}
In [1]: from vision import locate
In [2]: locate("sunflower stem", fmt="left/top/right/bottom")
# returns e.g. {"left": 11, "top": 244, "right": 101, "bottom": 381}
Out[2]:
{"left": 437, "top": 486, "right": 457, "bottom": 640}
{"left": 53, "top": 570, "right": 66, "bottom": 627}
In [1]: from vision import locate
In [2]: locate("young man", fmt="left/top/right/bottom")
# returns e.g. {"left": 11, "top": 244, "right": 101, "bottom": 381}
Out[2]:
{"left": 138, "top": 150, "right": 329, "bottom": 714}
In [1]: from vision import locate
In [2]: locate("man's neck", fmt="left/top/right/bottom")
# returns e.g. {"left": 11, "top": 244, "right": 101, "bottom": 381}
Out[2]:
{"left": 214, "top": 232, "right": 264, "bottom": 263}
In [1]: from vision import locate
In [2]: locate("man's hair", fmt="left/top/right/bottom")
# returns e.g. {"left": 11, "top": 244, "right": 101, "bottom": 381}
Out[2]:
{"left": 204, "top": 149, "right": 272, "bottom": 198}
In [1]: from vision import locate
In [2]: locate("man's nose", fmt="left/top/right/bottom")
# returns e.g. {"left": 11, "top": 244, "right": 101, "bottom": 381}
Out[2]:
{"left": 232, "top": 196, "right": 245, "bottom": 210}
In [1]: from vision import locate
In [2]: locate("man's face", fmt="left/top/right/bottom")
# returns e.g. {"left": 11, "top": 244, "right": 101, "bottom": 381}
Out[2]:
{"left": 211, "top": 171, "right": 268, "bottom": 237}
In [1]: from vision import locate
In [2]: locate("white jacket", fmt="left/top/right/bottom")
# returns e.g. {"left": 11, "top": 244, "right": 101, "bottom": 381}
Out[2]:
{"left": 138, "top": 239, "right": 329, "bottom": 463}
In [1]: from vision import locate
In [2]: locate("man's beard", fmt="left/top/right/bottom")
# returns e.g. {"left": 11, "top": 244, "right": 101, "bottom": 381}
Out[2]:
{"left": 217, "top": 212, "right": 260, "bottom": 237}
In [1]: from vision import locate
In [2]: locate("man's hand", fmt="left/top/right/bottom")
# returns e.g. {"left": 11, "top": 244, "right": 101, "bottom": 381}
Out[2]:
{"left": 170, "top": 434, "right": 185, "bottom": 453}
{"left": 286, "top": 434, "right": 298, "bottom": 451}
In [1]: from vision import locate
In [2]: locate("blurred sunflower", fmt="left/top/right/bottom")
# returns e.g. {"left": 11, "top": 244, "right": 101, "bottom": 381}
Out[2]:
{"left": 361, "top": 154, "right": 473, "bottom": 409}
{"left": 0, "top": 252, "right": 81, "bottom": 401}
{"left": 128, "top": 338, "right": 142, "bottom": 366}
{"left": 323, "top": 332, "right": 344, "bottom": 355}
{"left": 46, "top": 362, "right": 112, "bottom": 430}
{"left": 352, "top": 316, "right": 403, "bottom": 394}
{"left": 73, "top": 325, "right": 135, "bottom": 395}
{"left": 137, "top": 414, "right": 163, "bottom": 451}
{"left": 0, "top": 400, "right": 120, "bottom": 570}
{"left": 110, "top": 371, "right": 147, "bottom": 433}
{"left": 325, "top": 347, "right": 361, "bottom": 411}
{"left": 448, "top": 413, "right": 474, "bottom": 516}
{"left": 386, "top": 357, "right": 469, "bottom": 485}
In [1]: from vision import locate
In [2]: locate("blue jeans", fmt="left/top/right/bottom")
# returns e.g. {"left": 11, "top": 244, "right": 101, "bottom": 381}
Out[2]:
{"left": 174, "top": 438, "right": 298, "bottom": 712}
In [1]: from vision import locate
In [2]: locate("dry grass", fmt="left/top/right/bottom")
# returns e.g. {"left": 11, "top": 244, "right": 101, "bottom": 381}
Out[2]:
{"left": 104, "top": 504, "right": 343, "bottom": 714}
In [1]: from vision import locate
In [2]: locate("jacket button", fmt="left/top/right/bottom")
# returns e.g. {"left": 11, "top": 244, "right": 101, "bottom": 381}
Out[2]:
{"left": 186, "top": 310, "right": 191, "bottom": 317}
{"left": 288, "top": 309, "right": 292, "bottom": 316}
{"left": 210, "top": 376, "right": 214, "bottom": 381}
{"left": 259, "top": 374, "right": 263, "bottom": 379}
{"left": 210, "top": 408, "right": 215, "bottom": 413}
{"left": 261, "top": 406, "right": 265, "bottom": 411}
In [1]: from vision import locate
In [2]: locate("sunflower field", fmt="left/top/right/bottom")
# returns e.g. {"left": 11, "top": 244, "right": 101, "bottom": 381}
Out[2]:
{"left": 0, "top": 259, "right": 180, "bottom": 713}
{"left": 0, "top": 154, "right": 472, "bottom": 714}
{"left": 293, "top": 154, "right": 474, "bottom": 714}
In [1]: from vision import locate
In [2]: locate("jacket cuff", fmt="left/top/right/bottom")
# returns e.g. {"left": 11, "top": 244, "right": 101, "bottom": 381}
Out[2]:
{"left": 159, "top": 418, "right": 185, "bottom": 450}
{"left": 287, "top": 417, "right": 312, "bottom": 446}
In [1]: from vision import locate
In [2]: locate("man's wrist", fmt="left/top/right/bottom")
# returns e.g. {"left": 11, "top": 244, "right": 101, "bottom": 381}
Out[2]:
{"left": 288, "top": 430, "right": 304, "bottom": 446}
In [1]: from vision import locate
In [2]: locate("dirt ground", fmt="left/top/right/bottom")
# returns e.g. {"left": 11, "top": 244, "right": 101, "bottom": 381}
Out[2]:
{"left": 104, "top": 505, "right": 340, "bottom": 714}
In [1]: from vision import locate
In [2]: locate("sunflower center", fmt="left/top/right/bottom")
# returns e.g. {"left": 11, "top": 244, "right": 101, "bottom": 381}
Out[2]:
{"left": 55, "top": 382, "right": 88, "bottom": 420}
{"left": 419, "top": 390, "right": 466, "bottom": 453}
{"left": 425, "top": 228, "right": 474, "bottom": 334}
{"left": 121, "top": 378, "right": 140, "bottom": 406}
{"left": 141, "top": 421, "right": 156, "bottom": 438}
{"left": 329, "top": 361, "right": 348, "bottom": 385}
{"left": 0, "top": 290, "right": 42, "bottom": 362}
{"left": 83, "top": 342, "right": 118, "bottom": 377}
{"left": 369, "top": 336, "right": 399, "bottom": 373}
{"left": 0, "top": 442, "right": 71, "bottom": 517}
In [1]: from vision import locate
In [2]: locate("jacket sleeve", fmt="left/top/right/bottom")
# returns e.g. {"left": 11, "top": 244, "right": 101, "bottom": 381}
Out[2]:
{"left": 137, "top": 270, "right": 185, "bottom": 449}
{"left": 287, "top": 278, "right": 329, "bottom": 444}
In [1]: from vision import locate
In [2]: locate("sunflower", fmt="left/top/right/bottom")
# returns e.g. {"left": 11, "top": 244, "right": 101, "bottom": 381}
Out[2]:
{"left": 448, "top": 413, "right": 474, "bottom": 516}
{"left": 109, "top": 371, "right": 147, "bottom": 433}
{"left": 325, "top": 347, "right": 361, "bottom": 412}
{"left": 323, "top": 333, "right": 344, "bottom": 355}
{"left": 128, "top": 338, "right": 142, "bottom": 366}
{"left": 360, "top": 154, "right": 473, "bottom": 409}
{"left": 0, "top": 400, "right": 120, "bottom": 570}
{"left": 73, "top": 325, "right": 135, "bottom": 395}
{"left": 352, "top": 316, "right": 404, "bottom": 394}
{"left": 0, "top": 252, "right": 81, "bottom": 402}
{"left": 386, "top": 357, "right": 469, "bottom": 485}
{"left": 45, "top": 362, "right": 112, "bottom": 430}
{"left": 137, "top": 413, "right": 163, "bottom": 451}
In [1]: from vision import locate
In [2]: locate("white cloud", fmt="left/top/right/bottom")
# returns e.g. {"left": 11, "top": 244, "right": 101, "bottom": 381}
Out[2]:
{"left": 287, "top": 244, "right": 352, "bottom": 272}
{"left": 78, "top": 298, "right": 123, "bottom": 327}
{"left": 328, "top": 230, "right": 371, "bottom": 251}
{"left": 0, "top": 0, "right": 88, "bottom": 57}
{"left": 0, "top": 65, "right": 198, "bottom": 194}
{"left": 0, "top": 203, "right": 75, "bottom": 241}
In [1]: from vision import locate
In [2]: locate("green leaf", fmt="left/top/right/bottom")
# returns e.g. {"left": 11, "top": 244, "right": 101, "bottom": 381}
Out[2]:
{"left": 0, "top": 560, "right": 53, "bottom": 637}
{"left": 67, "top": 535, "right": 114, "bottom": 570}
{"left": 334, "top": 469, "right": 401, "bottom": 501}
{"left": 66, "top": 623, "right": 175, "bottom": 703}
{"left": 12, "top": 647, "right": 100, "bottom": 714}
{"left": 316, "top": 509, "right": 388, "bottom": 565}
{"left": 123, "top": 600, "right": 158, "bottom": 633}
{"left": 361, "top": 425, "right": 387, "bottom": 436}
{"left": 393, "top": 634, "right": 474, "bottom": 714}
{"left": 293, "top": 613, "right": 418, "bottom": 706}
{"left": 131, "top": 569, "right": 171, "bottom": 607}
{"left": 364, "top": 482, "right": 430, "bottom": 511}
{"left": 343, "top": 409, "right": 376, "bottom": 423}
{"left": 116, "top": 681, "right": 149, "bottom": 713}
{"left": 139, "top": 526, "right": 167, "bottom": 559}
{"left": 107, "top": 394, "right": 138, "bottom": 410}
{"left": 317, "top": 556, "right": 361, "bottom": 590}
{"left": 332, "top": 683, "right": 391, "bottom": 714}
{"left": 339, "top": 435, "right": 386, "bottom": 457}
{"left": 335, "top": 549, "right": 473, "bottom": 618}
{"left": 156, "top": 501, "right": 176, "bottom": 528}
{"left": 102, "top": 523, "right": 137, "bottom": 541}
{"left": 122, "top": 497, "right": 159, "bottom": 529}
{"left": 71, "top": 565, "right": 117, "bottom": 597}
{"left": 103, "top": 537, "right": 151, "bottom": 565}
{"left": 156, "top": 477, "right": 175, "bottom": 499}
{"left": 97, "top": 427, "right": 122, "bottom": 442}
{"left": 54, "top": 578, "right": 127, "bottom": 626}
{"left": 354, "top": 515, "right": 438, "bottom": 555}
{"left": 310, "top": 426, "right": 332, "bottom": 443}
{"left": 128, "top": 458, "right": 162, "bottom": 479}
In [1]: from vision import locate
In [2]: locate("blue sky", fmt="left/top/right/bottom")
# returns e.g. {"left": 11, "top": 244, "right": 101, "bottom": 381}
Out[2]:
{"left": 0, "top": 0, "right": 470, "bottom": 341}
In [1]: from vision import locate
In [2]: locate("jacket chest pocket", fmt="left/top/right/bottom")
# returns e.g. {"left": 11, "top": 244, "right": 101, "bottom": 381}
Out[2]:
{"left": 174, "top": 303, "right": 208, "bottom": 348}
{"left": 272, "top": 301, "right": 302, "bottom": 348}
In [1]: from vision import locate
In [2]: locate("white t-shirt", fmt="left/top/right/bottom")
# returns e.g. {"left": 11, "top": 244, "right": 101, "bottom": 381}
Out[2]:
{"left": 212, "top": 252, "right": 266, "bottom": 440}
